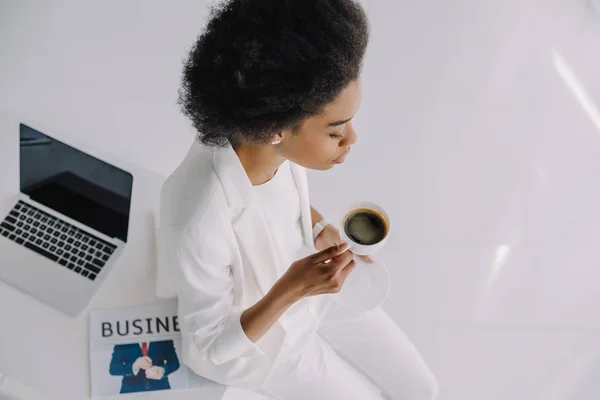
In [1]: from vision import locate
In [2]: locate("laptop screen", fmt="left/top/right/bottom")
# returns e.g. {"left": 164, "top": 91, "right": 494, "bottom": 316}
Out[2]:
{"left": 19, "top": 124, "right": 134, "bottom": 242}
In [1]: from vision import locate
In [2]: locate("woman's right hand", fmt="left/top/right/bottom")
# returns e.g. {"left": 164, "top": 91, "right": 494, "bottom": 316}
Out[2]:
{"left": 241, "top": 243, "right": 355, "bottom": 343}
{"left": 277, "top": 243, "right": 356, "bottom": 300}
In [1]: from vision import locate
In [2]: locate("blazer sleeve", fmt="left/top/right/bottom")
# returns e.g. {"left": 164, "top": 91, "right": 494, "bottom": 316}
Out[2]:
{"left": 166, "top": 227, "right": 265, "bottom": 367}
{"left": 160, "top": 340, "right": 180, "bottom": 377}
{"left": 109, "top": 345, "right": 135, "bottom": 377}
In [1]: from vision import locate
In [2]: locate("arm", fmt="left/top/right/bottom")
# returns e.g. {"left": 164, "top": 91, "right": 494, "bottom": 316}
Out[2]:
{"left": 168, "top": 228, "right": 291, "bottom": 367}
{"left": 310, "top": 205, "right": 325, "bottom": 228}
{"left": 240, "top": 281, "right": 299, "bottom": 343}
{"left": 310, "top": 205, "right": 334, "bottom": 244}
{"left": 167, "top": 225, "right": 345, "bottom": 385}
{"left": 108, "top": 346, "right": 134, "bottom": 377}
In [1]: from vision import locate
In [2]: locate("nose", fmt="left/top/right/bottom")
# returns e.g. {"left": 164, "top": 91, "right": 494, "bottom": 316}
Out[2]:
{"left": 341, "top": 122, "right": 358, "bottom": 147}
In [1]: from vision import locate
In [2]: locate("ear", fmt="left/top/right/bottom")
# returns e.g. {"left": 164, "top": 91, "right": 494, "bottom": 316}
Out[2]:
{"left": 268, "top": 133, "right": 279, "bottom": 144}
{"left": 278, "top": 128, "right": 296, "bottom": 141}
{"left": 270, "top": 131, "right": 287, "bottom": 144}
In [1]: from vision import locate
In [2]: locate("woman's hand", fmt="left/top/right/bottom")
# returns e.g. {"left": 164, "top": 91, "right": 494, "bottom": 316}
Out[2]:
{"left": 242, "top": 244, "right": 356, "bottom": 343}
{"left": 275, "top": 243, "right": 356, "bottom": 300}
{"left": 314, "top": 224, "right": 373, "bottom": 263}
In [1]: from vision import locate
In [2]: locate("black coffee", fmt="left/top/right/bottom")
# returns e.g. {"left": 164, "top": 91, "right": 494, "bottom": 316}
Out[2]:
{"left": 343, "top": 208, "right": 387, "bottom": 245}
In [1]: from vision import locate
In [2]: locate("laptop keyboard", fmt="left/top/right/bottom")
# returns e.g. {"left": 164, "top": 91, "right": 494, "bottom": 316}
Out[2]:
{"left": 0, "top": 200, "right": 117, "bottom": 281}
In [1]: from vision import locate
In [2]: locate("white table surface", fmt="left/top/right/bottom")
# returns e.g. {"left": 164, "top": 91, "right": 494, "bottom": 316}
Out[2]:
{"left": 0, "top": 111, "right": 228, "bottom": 400}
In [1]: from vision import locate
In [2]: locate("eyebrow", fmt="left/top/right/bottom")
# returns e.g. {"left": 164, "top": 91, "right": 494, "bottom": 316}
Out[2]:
{"left": 327, "top": 117, "right": 354, "bottom": 127}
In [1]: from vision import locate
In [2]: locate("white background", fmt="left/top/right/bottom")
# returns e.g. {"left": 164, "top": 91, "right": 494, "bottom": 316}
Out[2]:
{"left": 1, "top": 0, "right": 600, "bottom": 399}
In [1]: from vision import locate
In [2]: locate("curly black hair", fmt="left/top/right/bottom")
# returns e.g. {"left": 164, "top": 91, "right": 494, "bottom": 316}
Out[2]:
{"left": 178, "top": 0, "right": 370, "bottom": 147}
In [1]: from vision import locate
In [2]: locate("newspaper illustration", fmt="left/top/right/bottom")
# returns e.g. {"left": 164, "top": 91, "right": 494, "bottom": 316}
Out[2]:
{"left": 89, "top": 299, "right": 219, "bottom": 398}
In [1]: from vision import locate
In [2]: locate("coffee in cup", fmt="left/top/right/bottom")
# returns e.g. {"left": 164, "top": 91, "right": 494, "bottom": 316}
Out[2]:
{"left": 340, "top": 202, "right": 390, "bottom": 256}
{"left": 343, "top": 208, "right": 388, "bottom": 245}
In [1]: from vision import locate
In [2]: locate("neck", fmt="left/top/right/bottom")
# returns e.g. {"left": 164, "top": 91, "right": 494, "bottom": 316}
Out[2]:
{"left": 234, "top": 141, "right": 286, "bottom": 186}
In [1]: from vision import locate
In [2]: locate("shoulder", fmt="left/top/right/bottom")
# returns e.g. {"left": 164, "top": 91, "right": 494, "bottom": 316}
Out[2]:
{"left": 159, "top": 141, "right": 228, "bottom": 233}
{"left": 114, "top": 344, "right": 135, "bottom": 350}
{"left": 153, "top": 340, "right": 175, "bottom": 347}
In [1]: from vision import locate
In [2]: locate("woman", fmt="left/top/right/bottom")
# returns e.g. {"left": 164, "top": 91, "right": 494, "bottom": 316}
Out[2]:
{"left": 159, "top": 1, "right": 438, "bottom": 398}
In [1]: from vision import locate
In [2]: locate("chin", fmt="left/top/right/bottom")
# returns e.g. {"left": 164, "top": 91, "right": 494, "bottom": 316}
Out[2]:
{"left": 311, "top": 163, "right": 335, "bottom": 171}
{"left": 294, "top": 160, "right": 334, "bottom": 171}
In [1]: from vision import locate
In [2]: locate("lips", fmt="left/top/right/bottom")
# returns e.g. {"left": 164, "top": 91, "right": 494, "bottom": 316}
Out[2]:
{"left": 333, "top": 149, "right": 350, "bottom": 164}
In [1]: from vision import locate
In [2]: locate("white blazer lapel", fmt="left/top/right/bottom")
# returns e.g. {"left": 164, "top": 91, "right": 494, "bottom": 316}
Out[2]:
{"left": 231, "top": 198, "right": 280, "bottom": 297}
{"left": 213, "top": 144, "right": 280, "bottom": 297}
{"left": 291, "top": 163, "right": 334, "bottom": 319}
{"left": 290, "top": 163, "right": 316, "bottom": 250}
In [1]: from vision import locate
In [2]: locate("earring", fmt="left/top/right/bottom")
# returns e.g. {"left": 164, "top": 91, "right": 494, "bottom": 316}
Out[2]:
{"left": 271, "top": 139, "right": 281, "bottom": 145}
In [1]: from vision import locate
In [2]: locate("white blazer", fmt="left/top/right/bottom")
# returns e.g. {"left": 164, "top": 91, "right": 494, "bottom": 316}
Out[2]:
{"left": 156, "top": 139, "right": 331, "bottom": 389}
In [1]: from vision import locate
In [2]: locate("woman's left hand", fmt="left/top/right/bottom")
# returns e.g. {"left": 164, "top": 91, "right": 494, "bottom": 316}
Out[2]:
{"left": 314, "top": 224, "right": 374, "bottom": 264}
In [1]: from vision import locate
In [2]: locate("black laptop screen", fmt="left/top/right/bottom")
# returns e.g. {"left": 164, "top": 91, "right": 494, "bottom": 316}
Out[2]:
{"left": 19, "top": 124, "right": 133, "bottom": 242}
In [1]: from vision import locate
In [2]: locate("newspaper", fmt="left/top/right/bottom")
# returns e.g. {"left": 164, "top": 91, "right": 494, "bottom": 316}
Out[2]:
{"left": 89, "top": 299, "right": 219, "bottom": 398}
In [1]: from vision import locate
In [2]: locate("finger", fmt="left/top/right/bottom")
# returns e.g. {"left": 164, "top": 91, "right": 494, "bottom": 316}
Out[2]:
{"left": 337, "top": 259, "right": 357, "bottom": 281}
{"left": 320, "top": 249, "right": 353, "bottom": 269}
{"left": 311, "top": 242, "right": 348, "bottom": 264}
{"left": 330, "top": 249, "right": 354, "bottom": 270}
{"left": 359, "top": 255, "right": 374, "bottom": 264}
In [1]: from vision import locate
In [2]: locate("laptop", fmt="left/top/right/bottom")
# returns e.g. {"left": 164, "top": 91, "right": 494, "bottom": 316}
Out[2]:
{"left": 0, "top": 123, "right": 133, "bottom": 316}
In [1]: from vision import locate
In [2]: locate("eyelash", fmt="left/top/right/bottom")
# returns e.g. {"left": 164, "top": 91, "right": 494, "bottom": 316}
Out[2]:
{"left": 329, "top": 134, "right": 343, "bottom": 139}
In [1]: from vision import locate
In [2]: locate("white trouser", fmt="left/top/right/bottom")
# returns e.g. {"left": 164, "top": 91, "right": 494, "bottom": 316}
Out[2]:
{"left": 258, "top": 305, "right": 439, "bottom": 400}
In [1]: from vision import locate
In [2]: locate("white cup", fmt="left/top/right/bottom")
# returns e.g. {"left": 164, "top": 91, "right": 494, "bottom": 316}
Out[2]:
{"left": 330, "top": 201, "right": 391, "bottom": 312}
{"left": 339, "top": 201, "right": 391, "bottom": 256}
